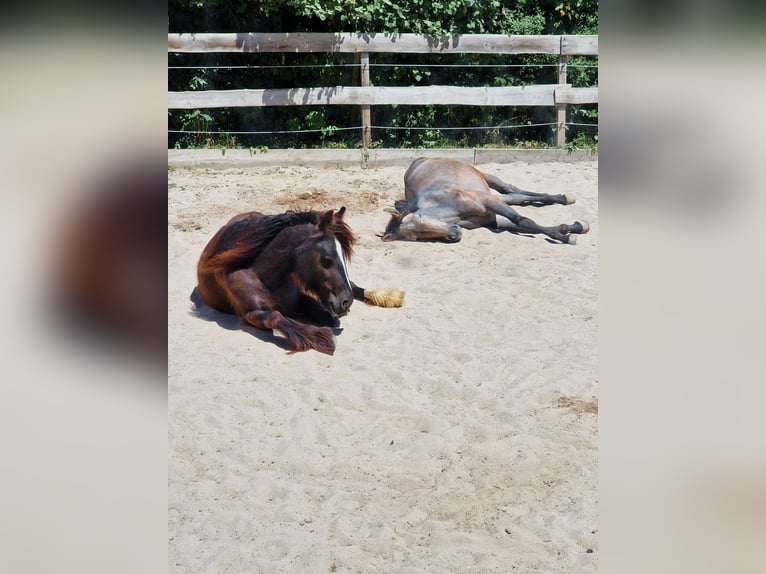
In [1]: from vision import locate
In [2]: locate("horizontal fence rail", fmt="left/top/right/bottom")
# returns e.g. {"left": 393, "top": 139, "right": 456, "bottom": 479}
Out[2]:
{"left": 168, "top": 32, "right": 598, "bottom": 149}
{"left": 168, "top": 32, "right": 598, "bottom": 55}
{"left": 167, "top": 84, "right": 599, "bottom": 109}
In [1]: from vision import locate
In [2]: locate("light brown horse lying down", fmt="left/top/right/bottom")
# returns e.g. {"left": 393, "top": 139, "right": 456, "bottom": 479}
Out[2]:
{"left": 381, "top": 157, "right": 590, "bottom": 244}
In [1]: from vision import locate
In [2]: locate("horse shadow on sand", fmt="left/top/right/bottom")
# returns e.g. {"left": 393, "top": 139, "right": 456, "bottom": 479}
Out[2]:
{"left": 189, "top": 287, "right": 344, "bottom": 353}
{"left": 487, "top": 227, "right": 560, "bottom": 244}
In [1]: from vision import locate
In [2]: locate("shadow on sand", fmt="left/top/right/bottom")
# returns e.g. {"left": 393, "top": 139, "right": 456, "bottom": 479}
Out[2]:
{"left": 188, "top": 287, "right": 296, "bottom": 353}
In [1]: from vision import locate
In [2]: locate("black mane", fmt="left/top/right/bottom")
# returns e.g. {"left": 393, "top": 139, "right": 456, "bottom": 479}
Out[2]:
{"left": 209, "top": 210, "right": 355, "bottom": 272}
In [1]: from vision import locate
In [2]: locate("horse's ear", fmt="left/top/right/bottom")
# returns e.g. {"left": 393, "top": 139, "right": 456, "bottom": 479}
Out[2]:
{"left": 335, "top": 206, "right": 346, "bottom": 220}
{"left": 318, "top": 209, "right": 334, "bottom": 233}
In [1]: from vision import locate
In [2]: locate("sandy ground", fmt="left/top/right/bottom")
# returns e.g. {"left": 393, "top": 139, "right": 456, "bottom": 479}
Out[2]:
{"left": 168, "top": 159, "right": 598, "bottom": 573}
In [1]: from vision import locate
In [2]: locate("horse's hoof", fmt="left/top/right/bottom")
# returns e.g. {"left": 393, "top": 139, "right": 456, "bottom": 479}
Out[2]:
{"left": 313, "top": 339, "right": 336, "bottom": 355}
{"left": 576, "top": 221, "right": 590, "bottom": 234}
{"left": 565, "top": 195, "right": 576, "bottom": 205}
{"left": 567, "top": 234, "right": 578, "bottom": 245}
{"left": 446, "top": 224, "right": 462, "bottom": 242}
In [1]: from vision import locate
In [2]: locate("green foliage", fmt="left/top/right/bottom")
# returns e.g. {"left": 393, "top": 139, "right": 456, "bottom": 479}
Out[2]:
{"left": 170, "top": 0, "right": 596, "bottom": 36}
{"left": 173, "top": 109, "right": 211, "bottom": 148}
{"left": 168, "top": 0, "right": 598, "bottom": 149}
{"left": 564, "top": 131, "right": 598, "bottom": 151}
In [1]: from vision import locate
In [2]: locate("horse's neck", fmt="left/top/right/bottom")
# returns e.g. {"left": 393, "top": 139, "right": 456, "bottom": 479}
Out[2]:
{"left": 252, "top": 225, "right": 310, "bottom": 279}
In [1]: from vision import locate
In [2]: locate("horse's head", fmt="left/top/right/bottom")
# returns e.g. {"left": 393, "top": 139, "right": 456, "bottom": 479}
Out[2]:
{"left": 294, "top": 207, "right": 355, "bottom": 318}
{"left": 380, "top": 203, "right": 462, "bottom": 243}
{"left": 380, "top": 198, "right": 421, "bottom": 241}
{"left": 380, "top": 207, "right": 407, "bottom": 241}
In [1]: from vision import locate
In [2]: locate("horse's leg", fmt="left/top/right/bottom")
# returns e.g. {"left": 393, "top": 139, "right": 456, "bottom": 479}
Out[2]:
{"left": 488, "top": 200, "right": 589, "bottom": 244}
{"left": 241, "top": 309, "right": 336, "bottom": 355}
{"left": 226, "top": 269, "right": 336, "bottom": 354}
{"left": 483, "top": 173, "right": 573, "bottom": 206}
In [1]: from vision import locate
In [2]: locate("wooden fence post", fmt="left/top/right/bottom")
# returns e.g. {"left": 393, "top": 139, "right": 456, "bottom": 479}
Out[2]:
{"left": 556, "top": 38, "right": 568, "bottom": 147}
{"left": 359, "top": 52, "right": 371, "bottom": 151}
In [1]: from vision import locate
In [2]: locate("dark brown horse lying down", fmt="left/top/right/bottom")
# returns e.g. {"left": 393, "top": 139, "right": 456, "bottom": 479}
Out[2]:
{"left": 381, "top": 157, "right": 590, "bottom": 244}
{"left": 197, "top": 208, "right": 404, "bottom": 355}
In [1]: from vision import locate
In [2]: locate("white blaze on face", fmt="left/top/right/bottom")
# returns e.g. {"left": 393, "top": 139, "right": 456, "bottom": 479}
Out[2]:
{"left": 335, "top": 239, "right": 352, "bottom": 291}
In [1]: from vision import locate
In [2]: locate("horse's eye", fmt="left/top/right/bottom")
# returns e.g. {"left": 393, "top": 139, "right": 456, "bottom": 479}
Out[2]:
{"left": 320, "top": 256, "right": 333, "bottom": 269}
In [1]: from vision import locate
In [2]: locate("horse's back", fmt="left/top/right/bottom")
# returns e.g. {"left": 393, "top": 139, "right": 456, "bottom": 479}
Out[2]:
{"left": 198, "top": 211, "right": 265, "bottom": 262}
{"left": 196, "top": 211, "right": 279, "bottom": 313}
{"left": 404, "top": 158, "right": 494, "bottom": 221}
{"left": 404, "top": 157, "right": 490, "bottom": 201}
{"left": 225, "top": 210, "right": 266, "bottom": 226}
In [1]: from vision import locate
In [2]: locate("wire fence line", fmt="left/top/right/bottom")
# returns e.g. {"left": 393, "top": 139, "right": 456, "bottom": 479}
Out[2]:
{"left": 168, "top": 121, "right": 598, "bottom": 137}
{"left": 169, "top": 63, "right": 598, "bottom": 70}
{"left": 168, "top": 101, "right": 597, "bottom": 143}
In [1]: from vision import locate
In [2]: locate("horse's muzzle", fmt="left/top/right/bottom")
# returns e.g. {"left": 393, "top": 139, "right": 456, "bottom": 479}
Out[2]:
{"left": 328, "top": 294, "right": 352, "bottom": 317}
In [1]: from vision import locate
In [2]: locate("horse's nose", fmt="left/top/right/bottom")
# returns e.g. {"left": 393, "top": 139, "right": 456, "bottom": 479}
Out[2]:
{"left": 340, "top": 296, "right": 352, "bottom": 313}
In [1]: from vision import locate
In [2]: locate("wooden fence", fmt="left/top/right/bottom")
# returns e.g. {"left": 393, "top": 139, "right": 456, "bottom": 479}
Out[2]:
{"left": 168, "top": 32, "right": 598, "bottom": 148}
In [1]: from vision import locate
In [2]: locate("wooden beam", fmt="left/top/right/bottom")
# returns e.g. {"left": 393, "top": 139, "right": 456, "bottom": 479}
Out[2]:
{"left": 556, "top": 51, "right": 568, "bottom": 147}
{"left": 168, "top": 33, "right": 598, "bottom": 55}
{"left": 561, "top": 35, "right": 599, "bottom": 56}
{"left": 554, "top": 87, "right": 599, "bottom": 104}
{"left": 167, "top": 148, "right": 598, "bottom": 169}
{"left": 359, "top": 53, "right": 371, "bottom": 149}
{"left": 168, "top": 85, "right": 567, "bottom": 109}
